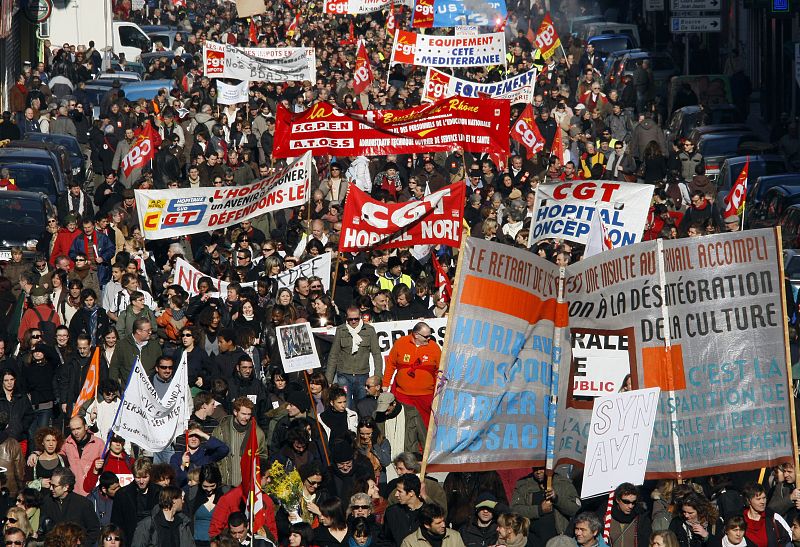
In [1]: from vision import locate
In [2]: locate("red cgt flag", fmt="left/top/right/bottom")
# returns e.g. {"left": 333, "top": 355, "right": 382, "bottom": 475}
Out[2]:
{"left": 535, "top": 13, "right": 561, "bottom": 60}
{"left": 240, "top": 419, "right": 268, "bottom": 535}
{"left": 353, "top": 40, "right": 374, "bottom": 94}
{"left": 430, "top": 253, "right": 452, "bottom": 303}
{"left": 386, "top": 2, "right": 397, "bottom": 37}
{"left": 724, "top": 156, "right": 748, "bottom": 217}
{"left": 121, "top": 122, "right": 159, "bottom": 177}
{"left": 340, "top": 20, "right": 356, "bottom": 46}
{"left": 551, "top": 122, "right": 565, "bottom": 165}
{"left": 510, "top": 103, "right": 545, "bottom": 158}
{"left": 249, "top": 19, "right": 258, "bottom": 44}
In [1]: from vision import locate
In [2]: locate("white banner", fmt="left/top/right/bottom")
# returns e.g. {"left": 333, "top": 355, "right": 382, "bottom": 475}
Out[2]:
{"left": 203, "top": 42, "right": 316, "bottom": 82}
{"left": 136, "top": 152, "right": 311, "bottom": 240}
{"left": 112, "top": 354, "right": 192, "bottom": 452}
{"left": 324, "top": 0, "right": 413, "bottom": 14}
{"left": 277, "top": 323, "right": 321, "bottom": 373}
{"left": 571, "top": 332, "right": 632, "bottom": 397}
{"left": 390, "top": 30, "right": 506, "bottom": 68}
{"left": 581, "top": 388, "right": 660, "bottom": 498}
{"left": 174, "top": 252, "right": 332, "bottom": 297}
{"left": 530, "top": 181, "right": 655, "bottom": 246}
{"left": 216, "top": 80, "right": 250, "bottom": 105}
{"left": 313, "top": 317, "right": 447, "bottom": 358}
{"left": 422, "top": 67, "right": 535, "bottom": 104}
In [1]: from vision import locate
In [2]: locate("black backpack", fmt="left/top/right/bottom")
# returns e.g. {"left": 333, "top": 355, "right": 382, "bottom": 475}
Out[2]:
{"left": 32, "top": 308, "right": 58, "bottom": 346}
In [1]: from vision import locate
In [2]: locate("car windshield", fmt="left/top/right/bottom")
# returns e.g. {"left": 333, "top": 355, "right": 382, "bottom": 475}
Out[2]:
{"left": 29, "top": 135, "right": 81, "bottom": 158}
{"left": 0, "top": 196, "right": 45, "bottom": 240}
{"left": 699, "top": 136, "right": 746, "bottom": 157}
{"left": 592, "top": 38, "right": 631, "bottom": 54}
{"left": 0, "top": 165, "right": 57, "bottom": 196}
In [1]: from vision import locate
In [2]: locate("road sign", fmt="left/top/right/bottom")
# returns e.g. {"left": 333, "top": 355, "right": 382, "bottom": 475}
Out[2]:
{"left": 670, "top": 16, "right": 721, "bottom": 32}
{"left": 670, "top": 0, "right": 719, "bottom": 9}
{"left": 645, "top": 0, "right": 665, "bottom": 11}
{"left": 772, "top": 0, "right": 789, "bottom": 12}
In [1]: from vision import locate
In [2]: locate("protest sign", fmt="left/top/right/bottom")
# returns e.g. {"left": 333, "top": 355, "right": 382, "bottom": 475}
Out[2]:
{"left": 412, "top": 0, "right": 506, "bottom": 27}
{"left": 112, "top": 355, "right": 192, "bottom": 452}
{"left": 235, "top": 0, "right": 266, "bottom": 17}
{"left": 556, "top": 228, "right": 795, "bottom": 477}
{"left": 529, "top": 181, "right": 655, "bottom": 247}
{"left": 425, "top": 238, "right": 569, "bottom": 471}
{"left": 422, "top": 67, "right": 536, "bottom": 103}
{"left": 136, "top": 152, "right": 311, "bottom": 240}
{"left": 121, "top": 123, "right": 157, "bottom": 177}
{"left": 390, "top": 30, "right": 506, "bottom": 68}
{"left": 174, "top": 253, "right": 332, "bottom": 296}
{"left": 581, "top": 388, "right": 660, "bottom": 498}
{"left": 324, "top": 0, "right": 410, "bottom": 14}
{"left": 273, "top": 98, "right": 510, "bottom": 159}
{"left": 216, "top": 80, "right": 250, "bottom": 105}
{"left": 339, "top": 182, "right": 465, "bottom": 252}
{"left": 570, "top": 332, "right": 632, "bottom": 397}
{"left": 203, "top": 41, "right": 316, "bottom": 82}
{"left": 277, "top": 323, "right": 320, "bottom": 373}
{"left": 313, "top": 317, "right": 447, "bottom": 354}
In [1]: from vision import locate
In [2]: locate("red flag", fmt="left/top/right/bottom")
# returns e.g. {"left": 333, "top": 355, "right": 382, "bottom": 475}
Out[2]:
{"left": 240, "top": 420, "right": 268, "bottom": 534}
{"left": 551, "top": 123, "right": 565, "bottom": 165}
{"left": 121, "top": 122, "right": 158, "bottom": 177}
{"left": 534, "top": 13, "right": 561, "bottom": 60}
{"left": 353, "top": 40, "right": 374, "bottom": 94}
{"left": 386, "top": 2, "right": 397, "bottom": 37}
{"left": 287, "top": 12, "right": 300, "bottom": 40}
{"left": 72, "top": 348, "right": 99, "bottom": 417}
{"left": 172, "top": 0, "right": 186, "bottom": 7}
{"left": 249, "top": 19, "right": 258, "bottom": 44}
{"left": 510, "top": 104, "right": 545, "bottom": 158}
{"left": 724, "top": 156, "right": 748, "bottom": 217}
{"left": 430, "top": 253, "right": 452, "bottom": 303}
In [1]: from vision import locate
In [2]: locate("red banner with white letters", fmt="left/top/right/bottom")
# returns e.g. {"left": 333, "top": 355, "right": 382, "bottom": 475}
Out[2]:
{"left": 535, "top": 13, "right": 561, "bottom": 60}
{"left": 121, "top": 123, "right": 159, "bottom": 177}
{"left": 353, "top": 40, "right": 374, "bottom": 94}
{"left": 339, "top": 181, "right": 465, "bottom": 252}
{"left": 273, "top": 97, "right": 510, "bottom": 159}
{"left": 511, "top": 103, "right": 545, "bottom": 157}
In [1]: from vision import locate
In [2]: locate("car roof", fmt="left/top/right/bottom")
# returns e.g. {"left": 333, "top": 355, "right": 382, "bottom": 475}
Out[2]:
{"left": 0, "top": 189, "right": 49, "bottom": 201}
{"left": 588, "top": 33, "right": 633, "bottom": 41}
{"left": 757, "top": 174, "right": 800, "bottom": 184}
{"left": 0, "top": 146, "right": 57, "bottom": 158}
{"left": 622, "top": 51, "right": 673, "bottom": 60}
{"left": 698, "top": 131, "right": 758, "bottom": 140}
{"left": 24, "top": 132, "right": 79, "bottom": 145}
{"left": 0, "top": 162, "right": 55, "bottom": 172}
{"left": 724, "top": 154, "right": 786, "bottom": 164}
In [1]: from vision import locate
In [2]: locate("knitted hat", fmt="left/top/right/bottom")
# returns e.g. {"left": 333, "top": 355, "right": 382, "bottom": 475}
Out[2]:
{"left": 330, "top": 440, "right": 353, "bottom": 463}
{"left": 286, "top": 391, "right": 309, "bottom": 414}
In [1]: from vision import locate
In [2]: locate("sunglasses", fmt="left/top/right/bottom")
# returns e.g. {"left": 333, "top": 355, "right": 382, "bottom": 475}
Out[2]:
{"left": 6, "top": 518, "right": 17, "bottom": 524}
{"left": 6, "top": 542, "right": 23, "bottom": 546}
{"left": 346, "top": 317, "right": 360, "bottom": 322}
{"left": 31, "top": 334, "right": 41, "bottom": 339}
{"left": 157, "top": 365, "right": 174, "bottom": 370}
{"left": 619, "top": 499, "right": 637, "bottom": 505}
{"left": 306, "top": 479, "right": 322, "bottom": 485}
{"left": 351, "top": 505, "right": 370, "bottom": 510}
{"left": 181, "top": 333, "right": 193, "bottom": 338}
{"left": 104, "top": 537, "right": 122, "bottom": 542}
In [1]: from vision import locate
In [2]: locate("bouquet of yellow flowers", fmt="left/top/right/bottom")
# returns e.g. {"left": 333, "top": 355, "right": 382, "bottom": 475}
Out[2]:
{"left": 264, "top": 461, "right": 303, "bottom": 509}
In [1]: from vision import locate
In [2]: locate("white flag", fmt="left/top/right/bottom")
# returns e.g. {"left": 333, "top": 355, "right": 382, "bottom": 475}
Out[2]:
{"left": 112, "top": 354, "right": 192, "bottom": 452}
{"left": 584, "top": 208, "right": 614, "bottom": 259}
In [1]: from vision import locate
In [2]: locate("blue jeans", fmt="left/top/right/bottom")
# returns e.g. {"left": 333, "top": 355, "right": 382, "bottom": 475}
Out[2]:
{"left": 29, "top": 407, "right": 52, "bottom": 447}
{"left": 153, "top": 446, "right": 175, "bottom": 465}
{"left": 335, "top": 373, "right": 368, "bottom": 410}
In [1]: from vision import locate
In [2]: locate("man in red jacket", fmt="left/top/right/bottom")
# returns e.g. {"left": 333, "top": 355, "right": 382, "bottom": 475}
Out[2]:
{"left": 208, "top": 480, "right": 278, "bottom": 540}
{"left": 49, "top": 214, "right": 82, "bottom": 267}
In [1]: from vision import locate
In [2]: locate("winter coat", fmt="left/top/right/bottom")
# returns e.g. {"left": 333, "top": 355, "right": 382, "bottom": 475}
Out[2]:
{"left": 41, "top": 491, "right": 101, "bottom": 545}
{"left": 59, "top": 432, "right": 105, "bottom": 496}
{"left": 131, "top": 507, "right": 196, "bottom": 547}
{"left": 510, "top": 472, "right": 580, "bottom": 535}
{"left": 110, "top": 481, "right": 163, "bottom": 541}
{"left": 630, "top": 119, "right": 667, "bottom": 159}
{"left": 402, "top": 527, "right": 466, "bottom": 547}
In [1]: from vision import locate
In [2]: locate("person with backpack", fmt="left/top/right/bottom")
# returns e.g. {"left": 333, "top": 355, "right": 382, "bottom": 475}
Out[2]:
{"left": 17, "top": 285, "right": 61, "bottom": 344}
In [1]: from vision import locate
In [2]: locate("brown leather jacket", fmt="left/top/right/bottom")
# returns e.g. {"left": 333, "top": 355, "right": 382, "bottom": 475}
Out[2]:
{"left": 0, "top": 437, "right": 25, "bottom": 497}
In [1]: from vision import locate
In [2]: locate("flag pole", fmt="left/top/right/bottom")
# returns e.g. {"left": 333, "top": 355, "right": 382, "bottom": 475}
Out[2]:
{"left": 303, "top": 370, "right": 331, "bottom": 465}
{"left": 102, "top": 356, "right": 138, "bottom": 458}
{"left": 420, "top": 229, "right": 467, "bottom": 478}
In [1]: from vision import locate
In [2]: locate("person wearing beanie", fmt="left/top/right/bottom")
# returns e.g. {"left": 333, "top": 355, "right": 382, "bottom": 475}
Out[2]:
{"left": 402, "top": 503, "right": 466, "bottom": 547}
{"left": 326, "top": 439, "right": 373, "bottom": 504}
{"left": 378, "top": 255, "right": 414, "bottom": 293}
{"left": 459, "top": 494, "right": 501, "bottom": 547}
{"left": 267, "top": 389, "right": 323, "bottom": 458}
{"left": 373, "top": 161, "right": 403, "bottom": 199}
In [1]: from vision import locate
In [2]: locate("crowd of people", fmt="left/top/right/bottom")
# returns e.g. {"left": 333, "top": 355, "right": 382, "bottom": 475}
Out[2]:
{"left": 0, "top": 0, "right": 797, "bottom": 547}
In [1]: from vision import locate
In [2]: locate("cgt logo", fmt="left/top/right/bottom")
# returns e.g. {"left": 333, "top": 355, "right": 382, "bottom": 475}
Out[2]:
{"left": 205, "top": 49, "right": 225, "bottom": 74}
{"left": 143, "top": 200, "right": 207, "bottom": 231}
{"left": 393, "top": 31, "right": 417, "bottom": 63}
{"left": 535, "top": 23, "right": 556, "bottom": 49}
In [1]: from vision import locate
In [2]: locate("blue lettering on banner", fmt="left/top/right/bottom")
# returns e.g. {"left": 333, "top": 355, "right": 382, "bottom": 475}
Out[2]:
{"left": 431, "top": 0, "right": 506, "bottom": 27}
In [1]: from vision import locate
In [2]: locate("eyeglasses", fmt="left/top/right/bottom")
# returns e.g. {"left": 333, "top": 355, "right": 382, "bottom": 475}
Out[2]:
{"left": 6, "top": 541, "right": 23, "bottom": 546}
{"left": 75, "top": 258, "right": 87, "bottom": 262}
{"left": 619, "top": 498, "right": 637, "bottom": 505}
{"left": 6, "top": 518, "right": 17, "bottom": 524}
{"left": 104, "top": 537, "right": 122, "bottom": 542}
{"left": 30, "top": 334, "right": 41, "bottom": 339}
{"left": 181, "top": 333, "right": 193, "bottom": 338}
{"left": 47, "top": 219, "right": 57, "bottom": 224}
{"left": 351, "top": 505, "right": 370, "bottom": 510}
{"left": 306, "top": 479, "right": 322, "bottom": 486}
{"left": 346, "top": 317, "right": 360, "bottom": 322}
{"left": 416, "top": 333, "right": 432, "bottom": 339}
{"left": 157, "top": 365, "right": 174, "bottom": 370}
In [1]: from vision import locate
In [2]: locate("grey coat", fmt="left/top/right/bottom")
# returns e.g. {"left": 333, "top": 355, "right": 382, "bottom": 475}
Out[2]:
{"left": 326, "top": 322, "right": 383, "bottom": 381}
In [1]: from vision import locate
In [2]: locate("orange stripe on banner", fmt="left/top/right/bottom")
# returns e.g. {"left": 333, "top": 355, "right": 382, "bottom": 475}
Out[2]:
{"left": 460, "top": 275, "right": 569, "bottom": 327}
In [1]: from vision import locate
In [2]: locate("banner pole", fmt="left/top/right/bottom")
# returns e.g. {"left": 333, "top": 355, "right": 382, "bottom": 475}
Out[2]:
{"left": 776, "top": 226, "right": 799, "bottom": 473}
{"left": 420, "top": 232, "right": 467, "bottom": 478}
{"left": 303, "top": 370, "right": 331, "bottom": 466}
{"left": 330, "top": 253, "right": 341, "bottom": 301}
{"left": 544, "top": 264, "right": 567, "bottom": 486}
{"left": 102, "top": 356, "right": 139, "bottom": 458}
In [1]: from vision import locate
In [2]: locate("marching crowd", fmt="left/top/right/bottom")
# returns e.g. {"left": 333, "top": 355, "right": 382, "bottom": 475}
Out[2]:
{"left": 0, "top": 0, "right": 797, "bottom": 547}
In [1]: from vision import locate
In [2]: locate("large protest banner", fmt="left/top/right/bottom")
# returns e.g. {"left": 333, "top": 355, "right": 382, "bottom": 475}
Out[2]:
{"left": 530, "top": 181, "right": 654, "bottom": 247}
{"left": 273, "top": 98, "right": 510, "bottom": 159}
{"left": 216, "top": 80, "right": 250, "bottom": 105}
{"left": 412, "top": 0, "right": 507, "bottom": 27}
{"left": 422, "top": 67, "right": 536, "bottom": 104}
{"left": 556, "top": 228, "right": 795, "bottom": 477}
{"left": 390, "top": 30, "right": 506, "bottom": 68}
{"left": 324, "top": 0, "right": 413, "bottom": 14}
{"left": 112, "top": 355, "right": 192, "bottom": 451}
{"left": 135, "top": 152, "right": 311, "bottom": 240}
{"left": 203, "top": 42, "right": 316, "bottom": 82}
{"left": 313, "top": 317, "right": 447, "bottom": 357}
{"left": 425, "top": 238, "right": 569, "bottom": 471}
{"left": 581, "top": 388, "right": 660, "bottom": 498}
{"left": 339, "top": 182, "right": 465, "bottom": 252}
{"left": 174, "top": 253, "right": 332, "bottom": 296}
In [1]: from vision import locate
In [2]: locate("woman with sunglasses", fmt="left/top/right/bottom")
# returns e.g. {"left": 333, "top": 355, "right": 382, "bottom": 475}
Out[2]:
{"left": 99, "top": 524, "right": 125, "bottom": 547}
{"left": 39, "top": 217, "right": 60, "bottom": 258}
{"left": 4, "top": 506, "right": 32, "bottom": 537}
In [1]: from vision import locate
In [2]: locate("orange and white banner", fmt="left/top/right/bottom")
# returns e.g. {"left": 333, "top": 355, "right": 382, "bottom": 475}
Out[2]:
{"left": 72, "top": 348, "right": 100, "bottom": 417}
{"left": 390, "top": 29, "right": 506, "bottom": 68}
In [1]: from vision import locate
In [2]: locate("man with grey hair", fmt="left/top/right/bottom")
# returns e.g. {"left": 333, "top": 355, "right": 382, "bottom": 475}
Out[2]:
{"left": 17, "top": 284, "right": 60, "bottom": 343}
{"left": 385, "top": 451, "right": 448, "bottom": 511}
{"left": 51, "top": 104, "right": 77, "bottom": 137}
{"left": 573, "top": 512, "right": 604, "bottom": 547}
{"left": 356, "top": 375, "right": 383, "bottom": 419}
{"left": 40, "top": 467, "right": 101, "bottom": 545}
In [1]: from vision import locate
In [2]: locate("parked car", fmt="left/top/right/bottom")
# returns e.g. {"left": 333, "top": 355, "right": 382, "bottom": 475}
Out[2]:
{"left": 583, "top": 22, "right": 641, "bottom": 47}
{"left": 96, "top": 71, "right": 142, "bottom": 82}
{"left": 110, "top": 60, "right": 146, "bottom": 76}
{"left": 121, "top": 79, "right": 176, "bottom": 101}
{"left": 569, "top": 15, "right": 604, "bottom": 36}
{"left": 784, "top": 248, "right": 800, "bottom": 306}
{"left": 606, "top": 51, "right": 679, "bottom": 94}
{"left": 716, "top": 155, "right": 790, "bottom": 203}
{"left": 749, "top": 174, "right": 800, "bottom": 209}
{"left": 0, "top": 191, "right": 56, "bottom": 262}
{"left": 23, "top": 132, "right": 91, "bottom": 185}
{"left": 0, "top": 163, "right": 61, "bottom": 203}
{"left": 746, "top": 186, "right": 800, "bottom": 229}
{"left": 602, "top": 48, "right": 642, "bottom": 88}
{"left": 587, "top": 34, "right": 638, "bottom": 63}
{"left": 0, "top": 144, "right": 70, "bottom": 199}
{"left": 780, "top": 208, "right": 800, "bottom": 251}
{"left": 665, "top": 105, "right": 742, "bottom": 143}
{"left": 695, "top": 131, "right": 762, "bottom": 180}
